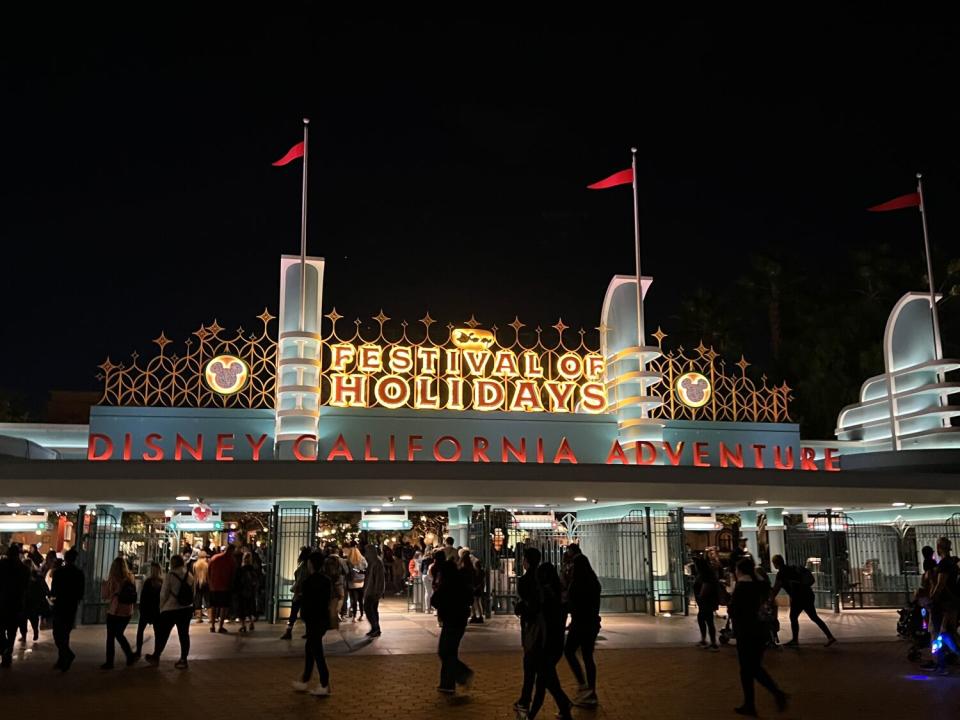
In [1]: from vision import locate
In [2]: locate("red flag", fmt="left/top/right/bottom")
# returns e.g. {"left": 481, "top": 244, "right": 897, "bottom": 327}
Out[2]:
{"left": 272, "top": 141, "right": 305, "bottom": 166}
{"left": 868, "top": 192, "right": 921, "bottom": 212}
{"left": 587, "top": 168, "right": 633, "bottom": 189}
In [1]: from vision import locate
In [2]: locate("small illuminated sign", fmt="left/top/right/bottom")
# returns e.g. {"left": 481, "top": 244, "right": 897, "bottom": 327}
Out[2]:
{"left": 322, "top": 330, "right": 606, "bottom": 414}
{"left": 204, "top": 355, "right": 249, "bottom": 395}
{"left": 675, "top": 371, "right": 711, "bottom": 408}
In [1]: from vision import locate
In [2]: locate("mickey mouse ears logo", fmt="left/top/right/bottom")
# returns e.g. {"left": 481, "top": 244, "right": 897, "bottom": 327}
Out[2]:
{"left": 675, "top": 371, "right": 711, "bottom": 408}
{"left": 204, "top": 355, "right": 249, "bottom": 395}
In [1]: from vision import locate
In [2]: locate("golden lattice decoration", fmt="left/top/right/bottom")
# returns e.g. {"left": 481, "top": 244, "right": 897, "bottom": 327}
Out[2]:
{"left": 96, "top": 310, "right": 277, "bottom": 408}
{"left": 646, "top": 327, "right": 793, "bottom": 423}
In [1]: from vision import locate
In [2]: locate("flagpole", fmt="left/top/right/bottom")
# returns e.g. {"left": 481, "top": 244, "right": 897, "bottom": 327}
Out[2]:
{"left": 299, "top": 118, "right": 310, "bottom": 333}
{"left": 916, "top": 173, "right": 942, "bottom": 361}
{"left": 631, "top": 147, "right": 645, "bottom": 348}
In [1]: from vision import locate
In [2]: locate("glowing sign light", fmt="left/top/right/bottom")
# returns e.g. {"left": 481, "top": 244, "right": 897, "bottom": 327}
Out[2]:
{"left": 204, "top": 355, "right": 249, "bottom": 395}
{"left": 321, "top": 327, "right": 606, "bottom": 414}
{"left": 675, "top": 371, "right": 711, "bottom": 408}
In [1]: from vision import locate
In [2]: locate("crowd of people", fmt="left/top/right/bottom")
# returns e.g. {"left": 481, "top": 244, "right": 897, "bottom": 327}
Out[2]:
{"left": 7, "top": 528, "right": 957, "bottom": 715}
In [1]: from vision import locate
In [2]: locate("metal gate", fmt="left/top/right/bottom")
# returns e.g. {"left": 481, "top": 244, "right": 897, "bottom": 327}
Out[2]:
{"left": 469, "top": 507, "right": 519, "bottom": 615}
{"left": 785, "top": 512, "right": 960, "bottom": 611}
{"left": 266, "top": 504, "right": 316, "bottom": 623}
{"left": 79, "top": 509, "right": 122, "bottom": 624}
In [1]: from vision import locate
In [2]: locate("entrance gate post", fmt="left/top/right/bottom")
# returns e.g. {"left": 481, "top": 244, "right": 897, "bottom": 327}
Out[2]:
{"left": 827, "top": 510, "right": 841, "bottom": 614}
{"left": 272, "top": 501, "right": 316, "bottom": 624}
{"left": 644, "top": 506, "right": 657, "bottom": 615}
{"left": 483, "top": 504, "right": 492, "bottom": 619}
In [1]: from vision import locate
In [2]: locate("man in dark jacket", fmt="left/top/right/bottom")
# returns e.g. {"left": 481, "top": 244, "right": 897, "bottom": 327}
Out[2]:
{"left": 514, "top": 546, "right": 542, "bottom": 711}
{"left": 0, "top": 544, "right": 30, "bottom": 667}
{"left": 363, "top": 544, "right": 385, "bottom": 637}
{"left": 431, "top": 558, "right": 474, "bottom": 693}
{"left": 50, "top": 548, "right": 85, "bottom": 671}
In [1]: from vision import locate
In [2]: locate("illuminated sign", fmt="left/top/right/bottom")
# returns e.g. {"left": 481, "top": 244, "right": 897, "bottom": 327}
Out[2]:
{"left": 204, "top": 355, "right": 249, "bottom": 395}
{"left": 321, "top": 327, "right": 606, "bottom": 414}
{"left": 675, "top": 371, "right": 711, "bottom": 408}
{"left": 86, "top": 431, "right": 841, "bottom": 471}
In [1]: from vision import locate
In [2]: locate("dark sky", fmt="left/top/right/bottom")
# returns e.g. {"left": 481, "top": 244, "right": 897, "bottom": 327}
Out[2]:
{"left": 2, "top": 17, "right": 958, "bottom": 412}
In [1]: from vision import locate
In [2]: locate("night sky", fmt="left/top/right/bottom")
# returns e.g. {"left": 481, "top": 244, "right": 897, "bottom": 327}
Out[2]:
{"left": 2, "top": 17, "right": 958, "bottom": 414}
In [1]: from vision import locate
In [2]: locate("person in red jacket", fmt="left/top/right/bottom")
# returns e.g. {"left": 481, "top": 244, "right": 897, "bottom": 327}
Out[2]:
{"left": 207, "top": 545, "right": 237, "bottom": 634}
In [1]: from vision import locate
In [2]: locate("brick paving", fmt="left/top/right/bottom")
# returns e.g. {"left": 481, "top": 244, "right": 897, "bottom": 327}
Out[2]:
{"left": 2, "top": 637, "right": 959, "bottom": 718}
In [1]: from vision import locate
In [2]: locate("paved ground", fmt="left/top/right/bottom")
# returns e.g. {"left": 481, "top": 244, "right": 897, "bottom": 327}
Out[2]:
{"left": 2, "top": 607, "right": 957, "bottom": 718}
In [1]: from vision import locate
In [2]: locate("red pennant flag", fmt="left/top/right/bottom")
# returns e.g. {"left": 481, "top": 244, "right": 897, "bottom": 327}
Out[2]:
{"left": 272, "top": 141, "right": 305, "bottom": 167}
{"left": 868, "top": 192, "right": 921, "bottom": 212}
{"left": 587, "top": 168, "right": 633, "bottom": 190}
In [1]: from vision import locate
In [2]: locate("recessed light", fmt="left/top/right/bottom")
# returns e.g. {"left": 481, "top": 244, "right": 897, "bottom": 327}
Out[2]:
{"left": 782, "top": 510, "right": 790, "bottom": 515}
{"left": 754, "top": 500, "right": 769, "bottom": 505}
{"left": 534, "top": 504, "right": 546, "bottom": 508}
{"left": 398, "top": 495, "right": 413, "bottom": 501}
{"left": 176, "top": 495, "right": 191, "bottom": 501}
{"left": 699, "top": 506, "right": 712, "bottom": 510}
{"left": 163, "top": 509, "right": 174, "bottom": 518}
{"left": 574, "top": 496, "right": 588, "bottom": 502}
{"left": 370, "top": 508, "right": 382, "bottom": 513}
{"left": 892, "top": 502, "right": 907, "bottom": 507}
{"left": 36, "top": 508, "right": 47, "bottom": 513}
{"left": 6, "top": 502, "right": 20, "bottom": 508}
{"left": 831, "top": 507, "right": 844, "bottom": 512}
{"left": 382, "top": 502, "right": 394, "bottom": 507}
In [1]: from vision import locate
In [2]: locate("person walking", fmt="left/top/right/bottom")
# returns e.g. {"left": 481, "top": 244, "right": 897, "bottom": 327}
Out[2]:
{"left": 565, "top": 552, "right": 602, "bottom": 708}
{"left": 431, "top": 556, "right": 474, "bottom": 694}
{"left": 145, "top": 554, "right": 194, "bottom": 669}
{"left": 323, "top": 555, "right": 344, "bottom": 632}
{"left": 363, "top": 544, "right": 385, "bottom": 637}
{"left": 527, "top": 563, "right": 573, "bottom": 720}
{"left": 0, "top": 544, "right": 29, "bottom": 667}
{"left": 207, "top": 544, "right": 236, "bottom": 634}
{"left": 101, "top": 556, "right": 138, "bottom": 669}
{"left": 770, "top": 554, "right": 836, "bottom": 647}
{"left": 134, "top": 562, "right": 163, "bottom": 658}
{"left": 192, "top": 550, "right": 209, "bottom": 622}
{"left": 930, "top": 536, "right": 960, "bottom": 675}
{"left": 21, "top": 556, "right": 49, "bottom": 643}
{"left": 237, "top": 551, "right": 259, "bottom": 633}
{"left": 281, "top": 546, "right": 311, "bottom": 639}
{"left": 731, "top": 557, "right": 787, "bottom": 716}
{"left": 693, "top": 556, "right": 720, "bottom": 651}
{"left": 514, "top": 546, "right": 541, "bottom": 716}
{"left": 345, "top": 544, "right": 366, "bottom": 623}
{"left": 49, "top": 548, "right": 84, "bottom": 671}
{"left": 292, "top": 551, "right": 333, "bottom": 696}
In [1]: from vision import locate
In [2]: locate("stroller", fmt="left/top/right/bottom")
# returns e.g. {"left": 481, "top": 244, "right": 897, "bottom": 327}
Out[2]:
{"left": 897, "top": 599, "right": 931, "bottom": 662}
{"left": 718, "top": 578, "right": 780, "bottom": 648}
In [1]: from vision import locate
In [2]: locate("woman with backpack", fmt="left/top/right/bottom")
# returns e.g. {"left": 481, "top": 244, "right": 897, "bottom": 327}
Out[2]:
{"left": 100, "top": 556, "right": 138, "bottom": 669}
{"left": 145, "top": 554, "right": 195, "bottom": 669}
{"left": 292, "top": 551, "right": 333, "bottom": 696}
{"left": 134, "top": 562, "right": 163, "bottom": 658}
{"left": 346, "top": 544, "right": 366, "bottom": 622}
{"left": 731, "top": 557, "right": 788, "bottom": 716}
{"left": 522, "top": 561, "right": 572, "bottom": 720}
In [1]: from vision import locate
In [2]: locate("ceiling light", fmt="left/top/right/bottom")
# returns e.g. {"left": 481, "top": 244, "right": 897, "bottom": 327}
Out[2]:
{"left": 176, "top": 495, "right": 191, "bottom": 501}
{"left": 831, "top": 507, "right": 844, "bottom": 512}
{"left": 782, "top": 510, "right": 790, "bottom": 515}
{"left": 892, "top": 502, "right": 907, "bottom": 507}
{"left": 163, "top": 509, "right": 174, "bottom": 518}
{"left": 574, "top": 496, "right": 588, "bottom": 502}
{"left": 382, "top": 502, "right": 394, "bottom": 507}
{"left": 370, "top": 508, "right": 382, "bottom": 513}
{"left": 534, "top": 504, "right": 546, "bottom": 508}
{"left": 754, "top": 500, "right": 769, "bottom": 505}
{"left": 398, "top": 494, "right": 413, "bottom": 501}
{"left": 699, "top": 506, "right": 712, "bottom": 510}
{"left": 36, "top": 508, "right": 47, "bottom": 513}
{"left": 6, "top": 502, "right": 20, "bottom": 508}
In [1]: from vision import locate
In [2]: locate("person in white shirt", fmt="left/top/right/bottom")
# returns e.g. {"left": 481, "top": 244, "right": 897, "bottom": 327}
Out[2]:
{"left": 145, "top": 555, "right": 195, "bottom": 669}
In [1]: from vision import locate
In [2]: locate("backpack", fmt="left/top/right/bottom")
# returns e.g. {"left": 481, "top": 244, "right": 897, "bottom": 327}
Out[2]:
{"left": 798, "top": 566, "right": 815, "bottom": 587}
{"left": 117, "top": 580, "right": 138, "bottom": 605}
{"left": 175, "top": 572, "right": 194, "bottom": 606}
